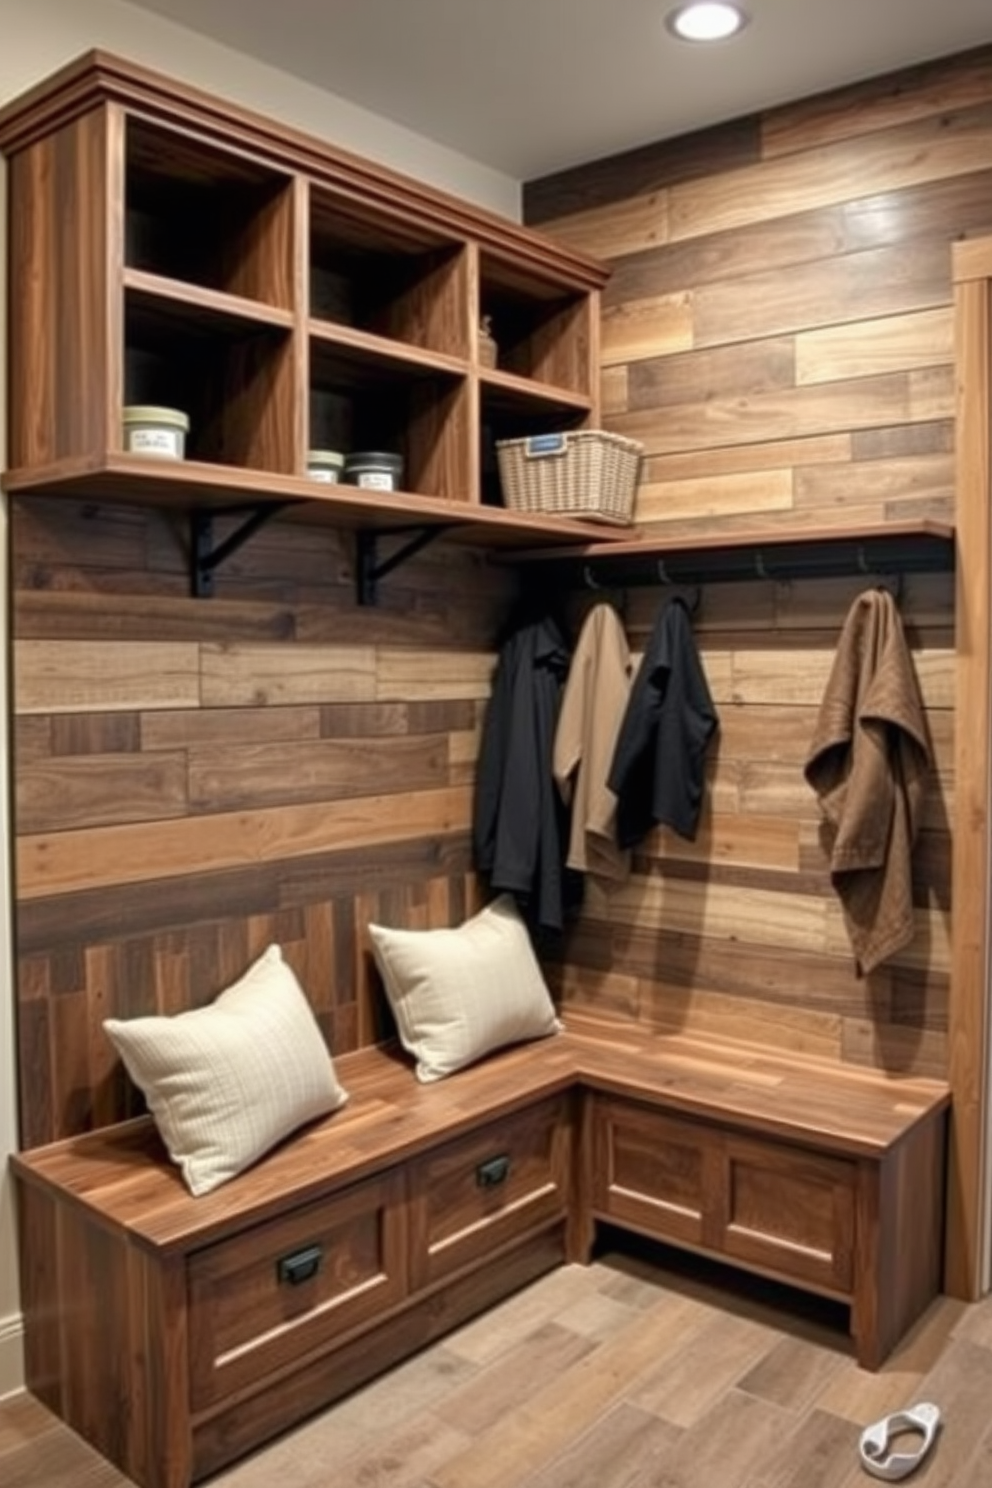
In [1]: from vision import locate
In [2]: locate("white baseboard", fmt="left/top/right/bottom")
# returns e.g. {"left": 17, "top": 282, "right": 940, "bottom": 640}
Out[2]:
{"left": 0, "top": 1310, "right": 24, "bottom": 1399}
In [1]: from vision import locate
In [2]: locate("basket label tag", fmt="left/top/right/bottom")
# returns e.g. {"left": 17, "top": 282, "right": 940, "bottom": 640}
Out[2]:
{"left": 525, "top": 433, "right": 567, "bottom": 457}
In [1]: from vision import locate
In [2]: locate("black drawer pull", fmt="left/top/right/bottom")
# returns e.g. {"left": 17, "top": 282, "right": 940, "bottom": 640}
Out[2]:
{"left": 277, "top": 1244, "right": 323, "bottom": 1286}
{"left": 477, "top": 1154, "right": 511, "bottom": 1189}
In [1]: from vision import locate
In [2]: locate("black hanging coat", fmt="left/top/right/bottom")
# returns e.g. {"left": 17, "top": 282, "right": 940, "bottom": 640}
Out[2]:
{"left": 608, "top": 595, "right": 719, "bottom": 848}
{"left": 473, "top": 614, "right": 573, "bottom": 932}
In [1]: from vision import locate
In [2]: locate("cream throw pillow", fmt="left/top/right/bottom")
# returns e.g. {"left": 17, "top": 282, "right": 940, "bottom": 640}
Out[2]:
{"left": 104, "top": 945, "right": 348, "bottom": 1196}
{"left": 368, "top": 894, "right": 561, "bottom": 1082}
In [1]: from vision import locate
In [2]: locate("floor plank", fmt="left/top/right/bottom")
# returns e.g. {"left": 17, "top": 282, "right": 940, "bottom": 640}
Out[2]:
{"left": 2, "top": 1245, "right": 991, "bottom": 1488}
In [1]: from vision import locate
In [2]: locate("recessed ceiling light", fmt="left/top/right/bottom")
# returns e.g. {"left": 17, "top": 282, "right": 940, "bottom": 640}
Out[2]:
{"left": 666, "top": 3, "right": 748, "bottom": 42}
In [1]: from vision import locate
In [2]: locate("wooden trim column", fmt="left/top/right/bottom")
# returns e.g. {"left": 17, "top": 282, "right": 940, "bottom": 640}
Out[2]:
{"left": 947, "top": 236, "right": 992, "bottom": 1299}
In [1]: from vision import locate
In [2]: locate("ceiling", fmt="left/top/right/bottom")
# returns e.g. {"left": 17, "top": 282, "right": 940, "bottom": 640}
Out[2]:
{"left": 126, "top": 0, "right": 992, "bottom": 181}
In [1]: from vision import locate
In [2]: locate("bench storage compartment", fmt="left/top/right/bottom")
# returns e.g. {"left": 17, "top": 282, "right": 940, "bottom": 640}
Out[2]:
{"left": 11, "top": 1025, "right": 949, "bottom": 1488}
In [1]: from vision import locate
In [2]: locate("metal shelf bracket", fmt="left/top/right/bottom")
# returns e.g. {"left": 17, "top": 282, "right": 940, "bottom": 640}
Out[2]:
{"left": 191, "top": 503, "right": 298, "bottom": 597}
{"left": 355, "top": 524, "right": 454, "bottom": 606}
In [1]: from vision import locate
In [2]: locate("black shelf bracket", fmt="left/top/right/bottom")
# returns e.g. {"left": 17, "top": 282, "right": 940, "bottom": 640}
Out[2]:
{"left": 191, "top": 503, "right": 299, "bottom": 597}
{"left": 355, "top": 524, "right": 455, "bottom": 606}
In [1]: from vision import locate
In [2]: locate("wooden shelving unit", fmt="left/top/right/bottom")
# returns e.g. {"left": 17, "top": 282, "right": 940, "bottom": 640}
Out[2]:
{"left": 0, "top": 48, "right": 623, "bottom": 575}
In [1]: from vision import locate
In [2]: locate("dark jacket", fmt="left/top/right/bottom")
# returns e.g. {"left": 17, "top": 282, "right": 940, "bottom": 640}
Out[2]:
{"left": 608, "top": 595, "right": 719, "bottom": 848}
{"left": 473, "top": 614, "right": 574, "bottom": 932}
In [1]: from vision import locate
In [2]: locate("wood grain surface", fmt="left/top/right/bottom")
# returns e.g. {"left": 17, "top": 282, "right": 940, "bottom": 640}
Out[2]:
{"left": 521, "top": 46, "right": 992, "bottom": 1293}
{"left": 7, "top": 50, "right": 976, "bottom": 1249}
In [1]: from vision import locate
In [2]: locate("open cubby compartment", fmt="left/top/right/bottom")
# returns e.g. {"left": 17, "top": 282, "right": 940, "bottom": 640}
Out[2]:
{"left": 124, "top": 289, "right": 296, "bottom": 472}
{"left": 479, "top": 381, "right": 592, "bottom": 509}
{"left": 310, "top": 335, "right": 472, "bottom": 500}
{"left": 310, "top": 187, "right": 469, "bottom": 356}
{"left": 478, "top": 249, "right": 592, "bottom": 393}
{"left": 125, "top": 116, "right": 296, "bottom": 310}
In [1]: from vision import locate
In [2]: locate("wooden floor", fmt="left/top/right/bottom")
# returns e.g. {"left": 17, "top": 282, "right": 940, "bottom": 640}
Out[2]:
{"left": 4, "top": 1238, "right": 992, "bottom": 1488}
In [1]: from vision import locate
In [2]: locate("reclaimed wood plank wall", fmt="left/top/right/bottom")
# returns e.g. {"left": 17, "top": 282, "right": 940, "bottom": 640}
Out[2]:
{"left": 11, "top": 501, "right": 508, "bottom": 1147}
{"left": 522, "top": 46, "right": 992, "bottom": 1080}
{"left": 12, "top": 44, "right": 992, "bottom": 1150}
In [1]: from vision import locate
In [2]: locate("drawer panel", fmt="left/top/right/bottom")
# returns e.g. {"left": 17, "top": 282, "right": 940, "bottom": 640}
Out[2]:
{"left": 408, "top": 1096, "right": 570, "bottom": 1290}
{"left": 591, "top": 1096, "right": 720, "bottom": 1248}
{"left": 591, "top": 1095, "right": 856, "bottom": 1297}
{"left": 188, "top": 1169, "right": 406, "bottom": 1409}
{"left": 719, "top": 1134, "right": 855, "bottom": 1294}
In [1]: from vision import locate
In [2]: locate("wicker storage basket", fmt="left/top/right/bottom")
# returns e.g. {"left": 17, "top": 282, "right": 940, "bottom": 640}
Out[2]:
{"left": 496, "top": 429, "right": 643, "bottom": 525}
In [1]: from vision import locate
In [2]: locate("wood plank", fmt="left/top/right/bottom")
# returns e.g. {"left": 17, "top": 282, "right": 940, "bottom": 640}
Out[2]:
{"left": 50, "top": 713, "right": 141, "bottom": 755}
{"left": 628, "top": 337, "right": 797, "bottom": 411}
{"left": 375, "top": 647, "right": 493, "bottom": 702}
{"left": 692, "top": 242, "right": 951, "bottom": 348}
{"left": 638, "top": 811, "right": 802, "bottom": 873}
{"left": 608, "top": 369, "right": 953, "bottom": 458}
{"left": 14, "top": 716, "right": 52, "bottom": 762}
{"left": 841, "top": 1018, "right": 948, "bottom": 1081}
{"left": 601, "top": 365, "right": 629, "bottom": 415}
{"left": 669, "top": 103, "right": 992, "bottom": 243}
{"left": 947, "top": 252, "right": 992, "bottom": 1300}
{"left": 16, "top": 838, "right": 475, "bottom": 956}
{"left": 721, "top": 645, "right": 954, "bottom": 710}
{"left": 536, "top": 192, "right": 670, "bottom": 261}
{"left": 794, "top": 451, "right": 954, "bottom": 513}
{"left": 187, "top": 734, "right": 449, "bottom": 811}
{"left": 824, "top": 900, "right": 951, "bottom": 975}
{"left": 563, "top": 920, "right": 891, "bottom": 1024}
{"left": 430, "top": 1293, "right": 712, "bottom": 1488}
{"left": 405, "top": 699, "right": 478, "bottom": 733}
{"left": 635, "top": 469, "right": 794, "bottom": 525}
{"left": 14, "top": 640, "right": 200, "bottom": 714}
{"left": 795, "top": 307, "right": 953, "bottom": 385}
{"left": 601, "top": 292, "right": 692, "bottom": 365}
{"left": 762, "top": 47, "right": 992, "bottom": 158}
{"left": 523, "top": 115, "right": 760, "bottom": 223}
{"left": 583, "top": 875, "right": 830, "bottom": 957}
{"left": 15, "top": 586, "right": 298, "bottom": 643}
{"left": 16, "top": 785, "right": 473, "bottom": 898}
{"left": 634, "top": 503, "right": 890, "bottom": 545}
{"left": 715, "top": 703, "right": 825, "bottom": 764}
{"left": 200, "top": 642, "right": 377, "bottom": 706}
{"left": 17, "top": 752, "right": 188, "bottom": 834}
{"left": 601, "top": 205, "right": 848, "bottom": 307}
{"left": 852, "top": 418, "right": 953, "bottom": 459}
{"left": 644, "top": 433, "right": 853, "bottom": 485}
{"left": 598, "top": 169, "right": 992, "bottom": 315}
{"left": 141, "top": 704, "right": 321, "bottom": 748}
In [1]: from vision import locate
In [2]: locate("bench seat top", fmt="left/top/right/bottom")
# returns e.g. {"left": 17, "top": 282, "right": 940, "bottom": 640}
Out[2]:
{"left": 10, "top": 1013, "right": 949, "bottom": 1256}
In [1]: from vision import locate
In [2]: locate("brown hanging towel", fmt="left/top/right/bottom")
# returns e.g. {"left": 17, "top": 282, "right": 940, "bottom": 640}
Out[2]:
{"left": 804, "top": 587, "right": 932, "bottom": 975}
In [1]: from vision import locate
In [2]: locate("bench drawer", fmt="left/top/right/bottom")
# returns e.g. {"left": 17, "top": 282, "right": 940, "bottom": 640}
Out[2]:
{"left": 408, "top": 1095, "right": 571, "bottom": 1290}
{"left": 188, "top": 1169, "right": 406, "bottom": 1409}
{"left": 591, "top": 1095, "right": 856, "bottom": 1297}
{"left": 719, "top": 1133, "right": 855, "bottom": 1294}
{"left": 591, "top": 1097, "right": 719, "bottom": 1250}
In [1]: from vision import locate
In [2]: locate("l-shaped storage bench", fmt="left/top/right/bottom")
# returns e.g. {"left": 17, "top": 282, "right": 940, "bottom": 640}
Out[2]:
{"left": 11, "top": 1012, "right": 949, "bottom": 1488}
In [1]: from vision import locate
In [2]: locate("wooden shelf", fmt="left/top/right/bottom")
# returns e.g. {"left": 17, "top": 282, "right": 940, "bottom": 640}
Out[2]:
{"left": 479, "top": 366, "right": 594, "bottom": 413}
{"left": 511, "top": 517, "right": 956, "bottom": 586}
{"left": 309, "top": 319, "right": 470, "bottom": 378}
{"left": 123, "top": 268, "right": 296, "bottom": 331}
{"left": 0, "top": 49, "right": 611, "bottom": 574}
{"left": 0, "top": 452, "right": 634, "bottom": 548}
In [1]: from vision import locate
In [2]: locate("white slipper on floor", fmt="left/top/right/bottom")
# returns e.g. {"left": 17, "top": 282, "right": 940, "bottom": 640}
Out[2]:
{"left": 858, "top": 1402, "right": 941, "bottom": 1480}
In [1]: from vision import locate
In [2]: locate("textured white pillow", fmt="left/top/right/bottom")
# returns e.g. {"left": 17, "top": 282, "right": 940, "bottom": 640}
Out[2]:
{"left": 104, "top": 945, "right": 348, "bottom": 1196}
{"left": 368, "top": 894, "right": 561, "bottom": 1082}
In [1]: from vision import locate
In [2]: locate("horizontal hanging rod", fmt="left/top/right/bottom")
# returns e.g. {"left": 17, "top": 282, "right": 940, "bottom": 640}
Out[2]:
{"left": 549, "top": 529, "right": 955, "bottom": 591}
